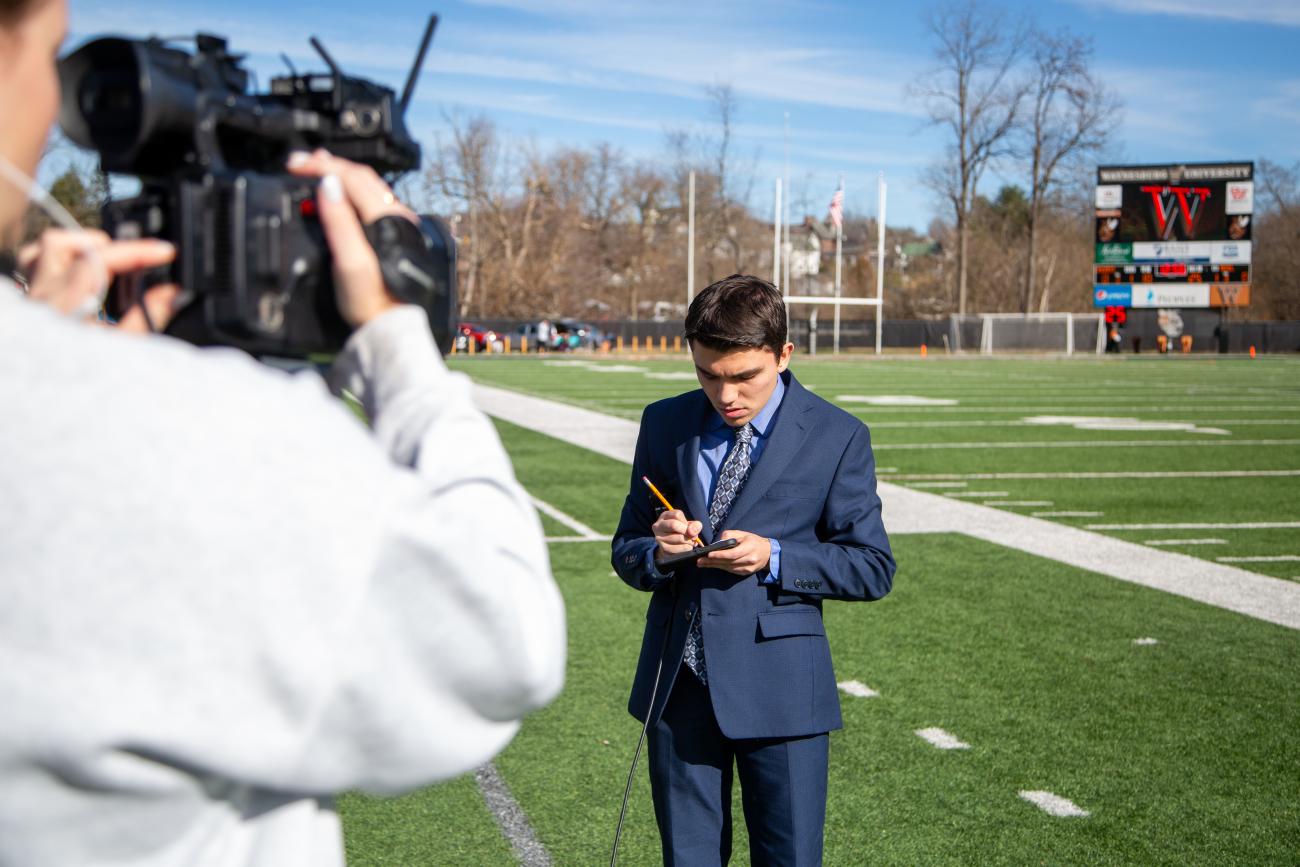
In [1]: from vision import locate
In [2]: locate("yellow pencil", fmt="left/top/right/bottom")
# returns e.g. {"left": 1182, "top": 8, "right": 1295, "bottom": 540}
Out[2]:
{"left": 642, "top": 476, "right": 703, "bottom": 546}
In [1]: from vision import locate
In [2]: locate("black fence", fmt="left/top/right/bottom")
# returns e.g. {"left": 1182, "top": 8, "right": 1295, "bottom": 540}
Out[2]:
{"left": 461, "top": 314, "right": 1300, "bottom": 354}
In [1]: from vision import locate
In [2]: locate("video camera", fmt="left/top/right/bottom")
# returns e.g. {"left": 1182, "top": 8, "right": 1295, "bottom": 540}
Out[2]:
{"left": 58, "top": 15, "right": 455, "bottom": 358}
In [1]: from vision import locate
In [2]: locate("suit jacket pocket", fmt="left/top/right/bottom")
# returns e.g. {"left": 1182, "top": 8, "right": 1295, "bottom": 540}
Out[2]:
{"left": 757, "top": 609, "right": 826, "bottom": 639}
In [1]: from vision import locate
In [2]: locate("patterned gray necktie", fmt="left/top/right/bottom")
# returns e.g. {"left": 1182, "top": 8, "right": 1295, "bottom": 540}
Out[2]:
{"left": 684, "top": 423, "right": 755, "bottom": 684}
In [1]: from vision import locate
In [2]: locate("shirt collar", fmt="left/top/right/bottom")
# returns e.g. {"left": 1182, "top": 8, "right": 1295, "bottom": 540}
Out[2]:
{"left": 706, "top": 372, "right": 786, "bottom": 439}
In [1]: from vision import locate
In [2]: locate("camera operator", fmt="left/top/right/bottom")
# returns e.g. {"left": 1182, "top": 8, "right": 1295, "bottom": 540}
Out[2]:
{"left": 0, "top": 1, "right": 566, "bottom": 865}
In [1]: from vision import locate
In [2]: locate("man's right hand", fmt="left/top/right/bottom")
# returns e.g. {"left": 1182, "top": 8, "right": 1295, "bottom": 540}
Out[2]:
{"left": 652, "top": 509, "right": 703, "bottom": 561}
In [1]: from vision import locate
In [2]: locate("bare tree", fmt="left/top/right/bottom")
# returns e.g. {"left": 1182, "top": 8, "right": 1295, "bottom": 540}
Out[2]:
{"left": 914, "top": 0, "right": 1027, "bottom": 315}
{"left": 1255, "top": 160, "right": 1300, "bottom": 320}
{"left": 1019, "top": 29, "right": 1117, "bottom": 313}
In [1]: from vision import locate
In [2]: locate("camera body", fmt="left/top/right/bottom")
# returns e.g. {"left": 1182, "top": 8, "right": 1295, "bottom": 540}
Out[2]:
{"left": 59, "top": 23, "right": 455, "bottom": 357}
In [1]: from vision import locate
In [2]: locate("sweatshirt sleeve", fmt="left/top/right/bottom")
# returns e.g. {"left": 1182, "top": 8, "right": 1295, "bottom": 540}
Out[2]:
{"left": 292, "top": 307, "right": 566, "bottom": 793}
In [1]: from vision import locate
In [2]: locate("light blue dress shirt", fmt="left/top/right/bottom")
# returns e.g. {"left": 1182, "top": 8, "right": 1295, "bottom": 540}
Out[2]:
{"left": 648, "top": 377, "right": 786, "bottom": 583}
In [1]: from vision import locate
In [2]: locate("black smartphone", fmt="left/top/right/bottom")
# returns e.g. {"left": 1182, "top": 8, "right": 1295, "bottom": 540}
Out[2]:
{"left": 656, "top": 537, "right": 740, "bottom": 570}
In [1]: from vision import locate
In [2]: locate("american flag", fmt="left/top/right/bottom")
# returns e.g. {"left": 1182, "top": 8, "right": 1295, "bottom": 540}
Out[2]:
{"left": 828, "top": 188, "right": 844, "bottom": 229}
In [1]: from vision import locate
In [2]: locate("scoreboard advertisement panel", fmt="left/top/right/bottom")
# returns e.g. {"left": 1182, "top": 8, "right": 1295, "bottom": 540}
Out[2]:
{"left": 1093, "top": 162, "right": 1253, "bottom": 308}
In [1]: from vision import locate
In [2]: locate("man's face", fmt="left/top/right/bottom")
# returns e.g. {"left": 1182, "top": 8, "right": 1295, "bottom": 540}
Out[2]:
{"left": 691, "top": 341, "right": 794, "bottom": 428}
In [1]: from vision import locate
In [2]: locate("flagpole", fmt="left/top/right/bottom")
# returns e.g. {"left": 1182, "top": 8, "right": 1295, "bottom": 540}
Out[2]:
{"left": 772, "top": 177, "right": 782, "bottom": 289}
{"left": 875, "top": 171, "right": 887, "bottom": 356}
{"left": 833, "top": 175, "right": 843, "bottom": 355}
{"left": 782, "top": 111, "right": 791, "bottom": 300}
{"left": 687, "top": 170, "right": 695, "bottom": 306}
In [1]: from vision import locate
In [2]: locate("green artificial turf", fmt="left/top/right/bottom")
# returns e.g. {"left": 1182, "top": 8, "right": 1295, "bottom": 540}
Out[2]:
{"left": 338, "top": 774, "right": 514, "bottom": 866}
{"left": 337, "top": 357, "right": 1299, "bottom": 865}
{"left": 452, "top": 355, "right": 1300, "bottom": 575}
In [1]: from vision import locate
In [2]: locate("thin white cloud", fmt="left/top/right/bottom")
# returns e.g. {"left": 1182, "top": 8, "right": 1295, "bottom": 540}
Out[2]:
{"left": 1065, "top": 0, "right": 1300, "bottom": 27}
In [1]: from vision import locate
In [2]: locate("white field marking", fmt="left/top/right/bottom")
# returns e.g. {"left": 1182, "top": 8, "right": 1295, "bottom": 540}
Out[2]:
{"left": 475, "top": 763, "right": 553, "bottom": 866}
{"left": 1023, "top": 415, "right": 1230, "bottom": 435}
{"left": 472, "top": 383, "right": 1300, "bottom": 631}
{"left": 1133, "top": 637, "right": 1160, "bottom": 645}
{"left": 889, "top": 469, "right": 1300, "bottom": 481}
{"left": 944, "top": 491, "right": 1008, "bottom": 498}
{"left": 837, "top": 680, "right": 880, "bottom": 698}
{"left": 587, "top": 364, "right": 649, "bottom": 373}
{"left": 529, "top": 495, "right": 604, "bottom": 540}
{"left": 915, "top": 728, "right": 970, "bottom": 750}
{"left": 837, "top": 394, "right": 959, "bottom": 406}
{"left": 863, "top": 418, "right": 1300, "bottom": 429}
{"left": 876, "top": 467, "right": 899, "bottom": 473}
{"left": 908, "top": 481, "right": 969, "bottom": 488}
{"left": 873, "top": 439, "right": 1300, "bottom": 451}
{"left": 1217, "top": 555, "right": 1300, "bottom": 563}
{"left": 544, "top": 536, "right": 608, "bottom": 543}
{"left": 645, "top": 371, "right": 699, "bottom": 380}
{"left": 1088, "top": 521, "right": 1300, "bottom": 530}
{"left": 992, "top": 501, "right": 1054, "bottom": 507}
{"left": 1143, "top": 538, "right": 1227, "bottom": 547}
{"left": 847, "top": 404, "right": 1300, "bottom": 414}
{"left": 1033, "top": 511, "right": 1104, "bottom": 518}
{"left": 1019, "top": 790, "right": 1090, "bottom": 818}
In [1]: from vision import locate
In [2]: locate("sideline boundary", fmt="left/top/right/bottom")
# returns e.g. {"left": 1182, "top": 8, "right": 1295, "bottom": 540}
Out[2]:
{"left": 475, "top": 383, "right": 1300, "bottom": 631}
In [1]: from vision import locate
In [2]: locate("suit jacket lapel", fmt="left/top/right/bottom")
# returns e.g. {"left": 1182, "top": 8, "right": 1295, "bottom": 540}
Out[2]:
{"left": 675, "top": 392, "right": 713, "bottom": 544}
{"left": 718, "top": 371, "right": 813, "bottom": 533}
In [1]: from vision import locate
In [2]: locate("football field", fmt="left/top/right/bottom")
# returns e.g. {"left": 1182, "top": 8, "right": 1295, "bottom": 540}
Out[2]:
{"left": 341, "top": 354, "right": 1300, "bottom": 865}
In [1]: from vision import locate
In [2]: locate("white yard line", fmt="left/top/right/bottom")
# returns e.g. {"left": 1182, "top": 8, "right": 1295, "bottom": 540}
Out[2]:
{"left": 837, "top": 680, "right": 880, "bottom": 698}
{"left": 529, "top": 495, "right": 604, "bottom": 540}
{"left": 475, "top": 763, "right": 552, "bottom": 866}
{"left": 994, "top": 501, "right": 1054, "bottom": 507}
{"left": 907, "top": 481, "right": 969, "bottom": 488}
{"left": 1144, "top": 538, "right": 1227, "bottom": 546}
{"left": 866, "top": 418, "right": 1300, "bottom": 429}
{"left": 1088, "top": 522, "right": 1300, "bottom": 530}
{"left": 943, "top": 491, "right": 1008, "bottom": 498}
{"left": 890, "top": 469, "right": 1300, "bottom": 481}
{"left": 1133, "top": 637, "right": 1160, "bottom": 645}
{"left": 1018, "top": 790, "right": 1090, "bottom": 818}
{"left": 474, "top": 383, "right": 1300, "bottom": 631}
{"left": 1217, "top": 555, "right": 1300, "bottom": 563}
{"left": 915, "top": 728, "right": 970, "bottom": 750}
{"left": 874, "top": 439, "right": 1300, "bottom": 451}
{"left": 1032, "top": 511, "right": 1104, "bottom": 517}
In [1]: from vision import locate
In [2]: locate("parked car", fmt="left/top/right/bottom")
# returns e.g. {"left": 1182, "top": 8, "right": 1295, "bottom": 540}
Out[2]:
{"left": 455, "top": 322, "right": 502, "bottom": 353}
{"left": 558, "top": 319, "right": 607, "bottom": 350}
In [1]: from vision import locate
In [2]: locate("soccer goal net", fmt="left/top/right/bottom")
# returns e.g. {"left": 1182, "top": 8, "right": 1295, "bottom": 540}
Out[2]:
{"left": 950, "top": 313, "right": 1105, "bottom": 355}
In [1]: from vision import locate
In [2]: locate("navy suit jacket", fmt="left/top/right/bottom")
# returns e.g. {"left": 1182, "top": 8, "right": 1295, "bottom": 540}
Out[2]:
{"left": 612, "top": 370, "right": 896, "bottom": 740}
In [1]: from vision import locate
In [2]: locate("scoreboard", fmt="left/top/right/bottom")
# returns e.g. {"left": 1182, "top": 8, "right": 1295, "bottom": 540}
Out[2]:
{"left": 1093, "top": 162, "right": 1253, "bottom": 308}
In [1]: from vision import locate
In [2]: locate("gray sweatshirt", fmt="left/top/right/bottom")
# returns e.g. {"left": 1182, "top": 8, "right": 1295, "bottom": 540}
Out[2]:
{"left": 0, "top": 280, "right": 566, "bottom": 866}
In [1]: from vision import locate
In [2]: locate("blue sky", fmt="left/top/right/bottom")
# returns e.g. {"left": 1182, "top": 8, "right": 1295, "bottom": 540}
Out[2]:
{"left": 66, "top": 0, "right": 1300, "bottom": 231}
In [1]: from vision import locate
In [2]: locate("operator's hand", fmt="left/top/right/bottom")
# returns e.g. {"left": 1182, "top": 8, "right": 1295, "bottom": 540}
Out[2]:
{"left": 20, "top": 228, "right": 179, "bottom": 332}
{"left": 697, "top": 530, "right": 771, "bottom": 576}
{"left": 652, "top": 509, "right": 704, "bottom": 561}
{"left": 286, "top": 148, "right": 418, "bottom": 329}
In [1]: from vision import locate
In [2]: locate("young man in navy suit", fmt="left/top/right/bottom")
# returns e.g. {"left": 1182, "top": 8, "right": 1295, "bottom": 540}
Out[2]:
{"left": 612, "top": 274, "right": 896, "bottom": 866}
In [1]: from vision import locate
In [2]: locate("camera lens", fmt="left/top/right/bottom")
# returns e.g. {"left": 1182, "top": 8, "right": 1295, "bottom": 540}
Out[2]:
{"left": 79, "top": 69, "right": 142, "bottom": 154}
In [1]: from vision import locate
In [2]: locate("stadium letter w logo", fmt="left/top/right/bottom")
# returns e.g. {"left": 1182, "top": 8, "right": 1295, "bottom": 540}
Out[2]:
{"left": 1140, "top": 185, "right": 1212, "bottom": 240}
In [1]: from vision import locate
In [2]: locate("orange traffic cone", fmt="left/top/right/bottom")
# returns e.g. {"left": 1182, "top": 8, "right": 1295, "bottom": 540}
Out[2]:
{"left": 1249, "top": 345, "right": 1256, "bottom": 358}
{"left": 920, "top": 343, "right": 928, "bottom": 358}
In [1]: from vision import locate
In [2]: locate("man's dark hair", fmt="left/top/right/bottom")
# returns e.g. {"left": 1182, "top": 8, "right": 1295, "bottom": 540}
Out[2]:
{"left": 684, "top": 274, "right": 787, "bottom": 357}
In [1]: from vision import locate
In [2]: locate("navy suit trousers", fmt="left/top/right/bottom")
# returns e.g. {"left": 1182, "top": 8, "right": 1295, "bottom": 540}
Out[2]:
{"left": 648, "top": 665, "right": 829, "bottom": 867}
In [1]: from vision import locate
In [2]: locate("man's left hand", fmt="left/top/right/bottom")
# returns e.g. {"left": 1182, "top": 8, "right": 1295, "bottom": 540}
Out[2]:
{"left": 696, "top": 530, "right": 771, "bottom": 576}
